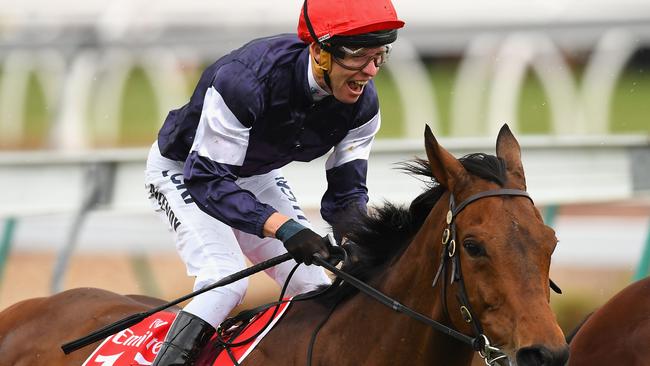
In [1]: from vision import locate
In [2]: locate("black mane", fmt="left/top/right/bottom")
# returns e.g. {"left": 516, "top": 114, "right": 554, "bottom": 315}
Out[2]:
{"left": 320, "top": 153, "right": 507, "bottom": 304}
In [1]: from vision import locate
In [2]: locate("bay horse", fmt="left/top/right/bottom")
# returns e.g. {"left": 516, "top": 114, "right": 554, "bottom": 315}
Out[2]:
{"left": 0, "top": 125, "right": 569, "bottom": 366}
{"left": 567, "top": 276, "right": 650, "bottom": 365}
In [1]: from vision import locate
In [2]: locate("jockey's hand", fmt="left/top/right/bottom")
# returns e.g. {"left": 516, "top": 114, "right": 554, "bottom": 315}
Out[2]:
{"left": 276, "top": 219, "right": 330, "bottom": 265}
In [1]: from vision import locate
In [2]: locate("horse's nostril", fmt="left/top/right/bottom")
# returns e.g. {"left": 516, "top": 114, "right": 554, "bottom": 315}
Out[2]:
{"left": 516, "top": 345, "right": 569, "bottom": 366}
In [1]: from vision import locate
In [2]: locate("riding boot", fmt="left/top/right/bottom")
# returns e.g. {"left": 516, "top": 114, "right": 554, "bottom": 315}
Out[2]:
{"left": 152, "top": 311, "right": 216, "bottom": 366}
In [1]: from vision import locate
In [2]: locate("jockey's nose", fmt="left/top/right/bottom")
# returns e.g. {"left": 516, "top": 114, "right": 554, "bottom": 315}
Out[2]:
{"left": 361, "top": 59, "right": 379, "bottom": 76}
{"left": 516, "top": 345, "right": 569, "bottom": 366}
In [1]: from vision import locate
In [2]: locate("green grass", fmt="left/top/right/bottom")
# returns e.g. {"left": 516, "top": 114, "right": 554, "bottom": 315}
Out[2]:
{"left": 18, "top": 72, "right": 50, "bottom": 148}
{"left": 2, "top": 59, "right": 649, "bottom": 149}
{"left": 427, "top": 61, "right": 459, "bottom": 136}
{"left": 517, "top": 70, "right": 554, "bottom": 134}
{"left": 375, "top": 68, "right": 403, "bottom": 138}
{"left": 611, "top": 66, "right": 650, "bottom": 133}
{"left": 118, "top": 67, "right": 160, "bottom": 146}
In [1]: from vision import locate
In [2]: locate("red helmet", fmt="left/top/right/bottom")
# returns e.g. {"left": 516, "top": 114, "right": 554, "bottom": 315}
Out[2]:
{"left": 297, "top": 0, "right": 405, "bottom": 48}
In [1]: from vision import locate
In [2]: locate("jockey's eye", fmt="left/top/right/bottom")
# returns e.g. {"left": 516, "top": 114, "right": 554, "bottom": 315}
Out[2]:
{"left": 332, "top": 45, "right": 392, "bottom": 71}
{"left": 463, "top": 240, "right": 486, "bottom": 258}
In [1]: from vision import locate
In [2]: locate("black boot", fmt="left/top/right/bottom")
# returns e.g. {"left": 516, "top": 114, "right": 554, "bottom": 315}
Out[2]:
{"left": 152, "top": 311, "right": 216, "bottom": 366}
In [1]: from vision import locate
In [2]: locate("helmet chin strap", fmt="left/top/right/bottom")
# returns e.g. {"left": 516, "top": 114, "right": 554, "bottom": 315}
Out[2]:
{"left": 309, "top": 46, "right": 333, "bottom": 92}
{"left": 323, "top": 71, "right": 332, "bottom": 91}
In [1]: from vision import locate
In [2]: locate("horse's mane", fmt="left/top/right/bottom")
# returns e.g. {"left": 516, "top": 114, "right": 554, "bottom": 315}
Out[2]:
{"left": 319, "top": 153, "right": 507, "bottom": 304}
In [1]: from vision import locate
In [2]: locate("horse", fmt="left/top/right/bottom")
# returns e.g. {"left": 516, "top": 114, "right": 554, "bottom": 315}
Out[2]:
{"left": 0, "top": 124, "right": 569, "bottom": 366}
{"left": 567, "top": 276, "right": 650, "bottom": 365}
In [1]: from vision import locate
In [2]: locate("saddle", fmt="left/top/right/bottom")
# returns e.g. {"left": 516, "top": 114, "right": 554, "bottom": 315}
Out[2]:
{"left": 197, "top": 300, "right": 293, "bottom": 366}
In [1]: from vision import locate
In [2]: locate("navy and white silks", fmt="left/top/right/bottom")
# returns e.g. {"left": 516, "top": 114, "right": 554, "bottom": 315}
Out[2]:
{"left": 158, "top": 33, "right": 380, "bottom": 236}
{"left": 145, "top": 34, "right": 381, "bottom": 327}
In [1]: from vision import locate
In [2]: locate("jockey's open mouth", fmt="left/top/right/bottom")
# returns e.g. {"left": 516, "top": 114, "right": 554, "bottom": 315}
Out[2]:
{"left": 347, "top": 79, "right": 369, "bottom": 94}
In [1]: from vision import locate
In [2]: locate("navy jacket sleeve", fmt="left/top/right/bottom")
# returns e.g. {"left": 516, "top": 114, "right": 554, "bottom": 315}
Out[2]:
{"left": 183, "top": 62, "right": 276, "bottom": 237}
{"left": 320, "top": 111, "right": 381, "bottom": 225}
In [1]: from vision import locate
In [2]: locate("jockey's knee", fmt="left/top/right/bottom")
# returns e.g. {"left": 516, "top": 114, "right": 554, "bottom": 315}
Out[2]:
{"left": 184, "top": 279, "right": 249, "bottom": 328}
{"left": 194, "top": 275, "right": 249, "bottom": 304}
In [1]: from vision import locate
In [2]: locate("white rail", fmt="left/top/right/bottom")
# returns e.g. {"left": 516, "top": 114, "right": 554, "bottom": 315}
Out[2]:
{"left": 1, "top": 136, "right": 648, "bottom": 218}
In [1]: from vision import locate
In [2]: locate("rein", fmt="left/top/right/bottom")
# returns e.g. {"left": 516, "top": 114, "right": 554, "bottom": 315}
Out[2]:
{"left": 313, "top": 188, "right": 533, "bottom": 366}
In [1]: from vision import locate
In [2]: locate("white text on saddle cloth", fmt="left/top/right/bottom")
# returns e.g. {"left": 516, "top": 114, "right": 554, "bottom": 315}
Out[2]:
{"left": 82, "top": 312, "right": 177, "bottom": 366}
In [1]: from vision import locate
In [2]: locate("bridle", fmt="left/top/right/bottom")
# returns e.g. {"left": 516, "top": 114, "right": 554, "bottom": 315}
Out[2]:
{"left": 432, "top": 188, "right": 533, "bottom": 365}
{"left": 314, "top": 188, "right": 534, "bottom": 366}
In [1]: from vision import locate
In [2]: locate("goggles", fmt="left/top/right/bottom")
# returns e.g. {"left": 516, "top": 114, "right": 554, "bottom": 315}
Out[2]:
{"left": 331, "top": 44, "right": 392, "bottom": 71}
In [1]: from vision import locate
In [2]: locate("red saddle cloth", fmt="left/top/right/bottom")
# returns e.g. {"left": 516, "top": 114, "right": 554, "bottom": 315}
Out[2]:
{"left": 211, "top": 300, "right": 291, "bottom": 365}
{"left": 83, "top": 300, "right": 292, "bottom": 366}
{"left": 82, "top": 311, "right": 177, "bottom": 366}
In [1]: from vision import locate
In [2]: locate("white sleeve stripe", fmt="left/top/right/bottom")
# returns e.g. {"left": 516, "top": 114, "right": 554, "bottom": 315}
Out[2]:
{"left": 190, "top": 86, "right": 250, "bottom": 166}
{"left": 325, "top": 111, "right": 381, "bottom": 170}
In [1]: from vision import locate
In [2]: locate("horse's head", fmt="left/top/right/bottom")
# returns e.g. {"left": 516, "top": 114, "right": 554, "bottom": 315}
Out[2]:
{"left": 423, "top": 124, "right": 569, "bottom": 366}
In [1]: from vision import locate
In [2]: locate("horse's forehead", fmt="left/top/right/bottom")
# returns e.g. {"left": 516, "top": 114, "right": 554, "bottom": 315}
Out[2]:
{"left": 458, "top": 197, "right": 553, "bottom": 247}
{"left": 461, "top": 194, "right": 535, "bottom": 221}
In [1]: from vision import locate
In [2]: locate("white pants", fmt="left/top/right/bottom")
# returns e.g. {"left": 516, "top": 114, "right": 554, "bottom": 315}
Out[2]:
{"left": 144, "top": 142, "right": 331, "bottom": 327}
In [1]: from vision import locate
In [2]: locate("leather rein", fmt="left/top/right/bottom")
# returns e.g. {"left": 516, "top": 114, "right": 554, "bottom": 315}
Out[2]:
{"left": 314, "top": 188, "right": 536, "bottom": 366}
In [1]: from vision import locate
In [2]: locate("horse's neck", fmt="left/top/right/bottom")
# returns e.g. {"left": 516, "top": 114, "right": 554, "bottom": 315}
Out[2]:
{"left": 386, "top": 224, "right": 473, "bottom": 364}
{"left": 378, "top": 198, "right": 449, "bottom": 314}
{"left": 327, "top": 205, "right": 475, "bottom": 365}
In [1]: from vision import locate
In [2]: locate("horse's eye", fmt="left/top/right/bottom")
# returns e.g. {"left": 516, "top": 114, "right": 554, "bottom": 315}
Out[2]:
{"left": 463, "top": 241, "right": 486, "bottom": 257}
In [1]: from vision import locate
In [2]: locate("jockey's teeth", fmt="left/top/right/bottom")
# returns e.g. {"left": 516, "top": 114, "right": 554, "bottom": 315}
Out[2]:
{"left": 348, "top": 80, "right": 367, "bottom": 91}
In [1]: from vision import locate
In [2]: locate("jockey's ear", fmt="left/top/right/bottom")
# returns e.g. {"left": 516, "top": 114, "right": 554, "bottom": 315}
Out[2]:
{"left": 309, "top": 43, "right": 321, "bottom": 63}
{"left": 309, "top": 43, "right": 331, "bottom": 75}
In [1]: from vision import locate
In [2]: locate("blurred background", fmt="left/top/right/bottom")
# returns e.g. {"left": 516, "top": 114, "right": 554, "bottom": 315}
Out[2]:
{"left": 0, "top": 0, "right": 649, "bottom": 336}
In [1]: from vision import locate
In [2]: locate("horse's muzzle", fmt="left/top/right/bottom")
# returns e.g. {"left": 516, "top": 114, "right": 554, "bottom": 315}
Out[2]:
{"left": 515, "top": 345, "right": 569, "bottom": 366}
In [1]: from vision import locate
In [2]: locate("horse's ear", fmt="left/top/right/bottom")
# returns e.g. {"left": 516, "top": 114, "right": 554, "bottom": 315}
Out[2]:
{"left": 424, "top": 125, "right": 466, "bottom": 189}
{"left": 496, "top": 124, "right": 526, "bottom": 189}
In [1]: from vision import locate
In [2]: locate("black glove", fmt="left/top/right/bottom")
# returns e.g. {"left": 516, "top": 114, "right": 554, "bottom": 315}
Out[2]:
{"left": 276, "top": 219, "right": 330, "bottom": 265}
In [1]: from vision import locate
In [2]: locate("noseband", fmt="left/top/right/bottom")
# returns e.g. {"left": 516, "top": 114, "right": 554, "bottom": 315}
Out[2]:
{"left": 432, "top": 188, "right": 532, "bottom": 365}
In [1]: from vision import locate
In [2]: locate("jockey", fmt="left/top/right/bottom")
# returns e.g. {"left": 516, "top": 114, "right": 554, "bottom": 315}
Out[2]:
{"left": 145, "top": 0, "right": 404, "bottom": 364}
